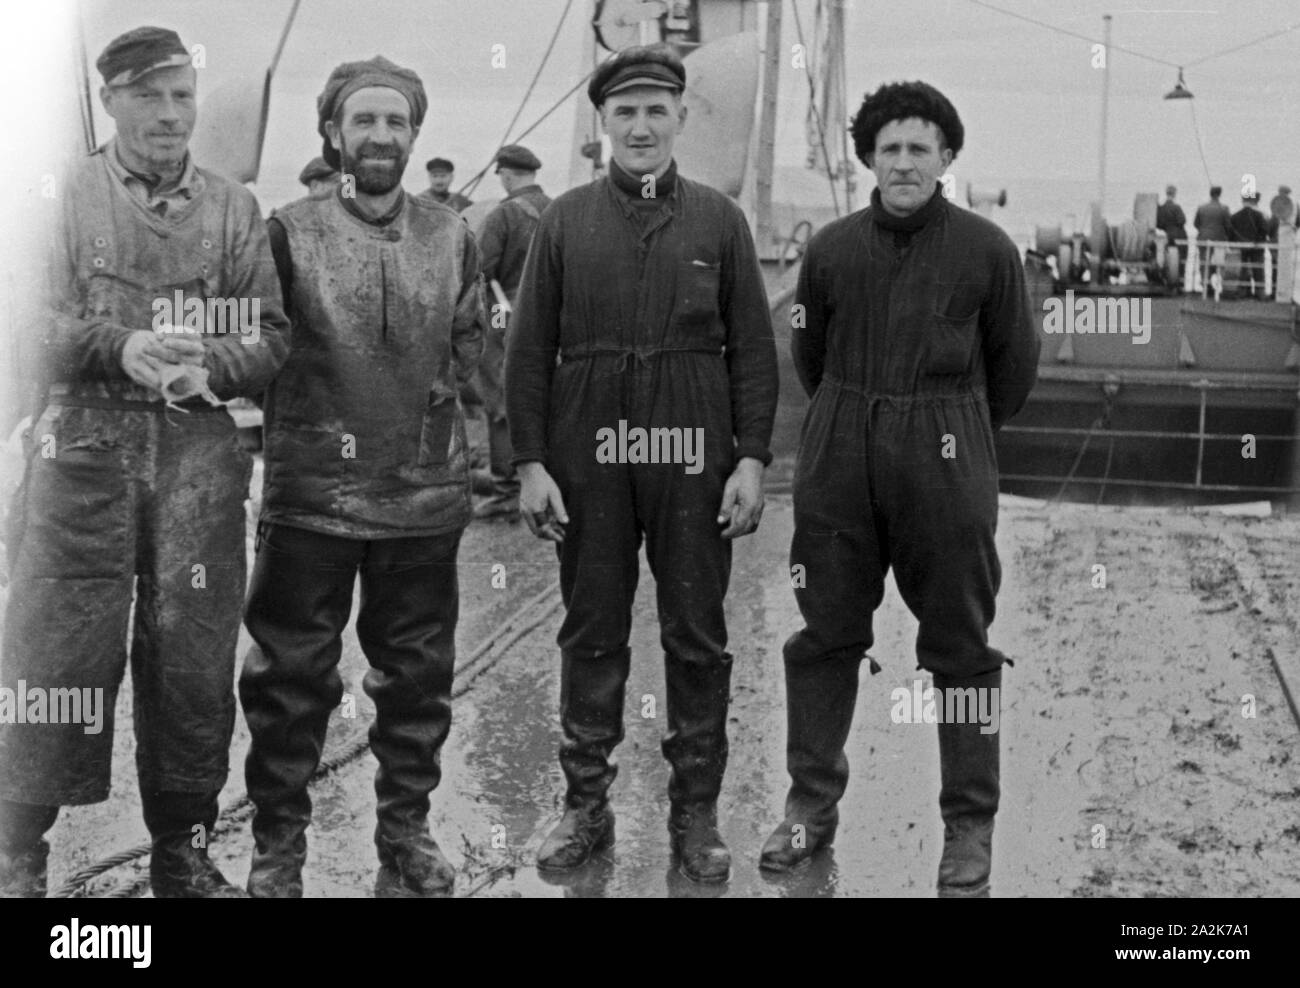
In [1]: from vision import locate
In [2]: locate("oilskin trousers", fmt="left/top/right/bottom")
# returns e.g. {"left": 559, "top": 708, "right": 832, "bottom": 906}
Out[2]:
{"left": 551, "top": 457, "right": 733, "bottom": 810}
{"left": 0, "top": 401, "right": 250, "bottom": 808}
{"left": 240, "top": 523, "right": 460, "bottom": 865}
{"left": 782, "top": 386, "right": 1004, "bottom": 829}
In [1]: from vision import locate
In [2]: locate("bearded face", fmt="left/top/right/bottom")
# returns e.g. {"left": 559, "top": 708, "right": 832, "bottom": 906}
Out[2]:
{"left": 340, "top": 134, "right": 410, "bottom": 195}
{"left": 326, "top": 86, "right": 417, "bottom": 197}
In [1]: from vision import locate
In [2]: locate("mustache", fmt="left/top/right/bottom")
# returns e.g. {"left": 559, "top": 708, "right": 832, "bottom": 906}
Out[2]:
{"left": 354, "top": 142, "right": 402, "bottom": 160}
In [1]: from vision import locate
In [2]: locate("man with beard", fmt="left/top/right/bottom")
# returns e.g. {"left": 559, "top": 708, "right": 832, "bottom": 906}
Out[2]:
{"left": 506, "top": 45, "right": 777, "bottom": 883}
{"left": 759, "top": 81, "right": 1038, "bottom": 897}
{"left": 238, "top": 56, "right": 485, "bottom": 897}
{"left": 0, "top": 26, "right": 289, "bottom": 898}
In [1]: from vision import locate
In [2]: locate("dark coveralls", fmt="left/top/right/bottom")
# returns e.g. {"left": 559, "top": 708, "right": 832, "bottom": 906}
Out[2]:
{"left": 783, "top": 187, "right": 1038, "bottom": 839}
{"left": 240, "top": 189, "right": 484, "bottom": 870}
{"left": 1230, "top": 205, "right": 1271, "bottom": 299}
{"left": 506, "top": 160, "right": 777, "bottom": 809}
{"left": 0, "top": 144, "right": 289, "bottom": 843}
{"left": 473, "top": 184, "right": 552, "bottom": 502}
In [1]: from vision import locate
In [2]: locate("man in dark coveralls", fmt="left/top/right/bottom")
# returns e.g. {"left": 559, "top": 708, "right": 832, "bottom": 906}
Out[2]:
{"left": 238, "top": 56, "right": 484, "bottom": 897}
{"left": 506, "top": 44, "right": 778, "bottom": 883}
{"left": 0, "top": 26, "right": 290, "bottom": 897}
{"left": 759, "top": 81, "right": 1039, "bottom": 897}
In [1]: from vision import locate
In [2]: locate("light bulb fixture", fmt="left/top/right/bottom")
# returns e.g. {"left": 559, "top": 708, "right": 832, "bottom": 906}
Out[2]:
{"left": 1164, "top": 68, "right": 1194, "bottom": 100}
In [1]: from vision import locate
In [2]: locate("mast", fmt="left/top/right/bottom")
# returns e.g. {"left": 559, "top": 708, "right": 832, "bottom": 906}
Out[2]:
{"left": 1097, "top": 13, "right": 1111, "bottom": 217}
{"left": 755, "top": 0, "right": 782, "bottom": 252}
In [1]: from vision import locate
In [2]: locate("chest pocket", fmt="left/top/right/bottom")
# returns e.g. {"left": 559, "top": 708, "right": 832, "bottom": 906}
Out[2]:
{"left": 79, "top": 223, "right": 221, "bottom": 334}
{"left": 675, "top": 259, "right": 721, "bottom": 326}
{"left": 925, "top": 305, "right": 980, "bottom": 376}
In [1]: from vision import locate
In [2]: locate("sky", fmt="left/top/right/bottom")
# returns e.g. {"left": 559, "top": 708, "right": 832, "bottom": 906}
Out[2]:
{"left": 3, "top": 0, "right": 1299, "bottom": 245}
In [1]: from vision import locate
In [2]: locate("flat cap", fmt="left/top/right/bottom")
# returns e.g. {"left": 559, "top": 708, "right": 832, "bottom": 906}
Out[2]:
{"left": 426, "top": 157, "right": 455, "bottom": 172}
{"left": 97, "top": 26, "right": 191, "bottom": 88}
{"left": 317, "top": 55, "right": 428, "bottom": 169}
{"left": 298, "top": 156, "right": 336, "bottom": 186}
{"left": 588, "top": 44, "right": 685, "bottom": 106}
{"left": 495, "top": 144, "right": 541, "bottom": 172}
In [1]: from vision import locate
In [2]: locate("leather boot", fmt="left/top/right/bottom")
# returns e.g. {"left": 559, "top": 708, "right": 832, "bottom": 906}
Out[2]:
{"left": 760, "top": 643, "right": 861, "bottom": 872}
{"left": 247, "top": 819, "right": 307, "bottom": 898}
{"left": 0, "top": 801, "right": 58, "bottom": 898}
{"left": 668, "top": 802, "right": 730, "bottom": 883}
{"left": 662, "top": 651, "right": 733, "bottom": 882}
{"left": 375, "top": 831, "right": 455, "bottom": 897}
{"left": 540, "top": 646, "right": 630, "bottom": 871}
{"left": 934, "top": 668, "right": 1001, "bottom": 898}
{"left": 144, "top": 790, "right": 246, "bottom": 898}
{"left": 537, "top": 798, "right": 616, "bottom": 871}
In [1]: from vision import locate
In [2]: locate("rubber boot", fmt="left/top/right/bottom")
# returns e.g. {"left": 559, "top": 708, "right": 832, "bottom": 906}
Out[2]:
{"left": 760, "top": 644, "right": 861, "bottom": 872}
{"left": 247, "top": 818, "right": 308, "bottom": 898}
{"left": 538, "top": 647, "right": 630, "bottom": 871}
{"left": 144, "top": 790, "right": 247, "bottom": 898}
{"left": 0, "top": 800, "right": 59, "bottom": 898}
{"left": 934, "top": 668, "right": 1001, "bottom": 898}
{"left": 664, "top": 651, "right": 733, "bottom": 883}
{"left": 375, "top": 831, "right": 455, "bottom": 897}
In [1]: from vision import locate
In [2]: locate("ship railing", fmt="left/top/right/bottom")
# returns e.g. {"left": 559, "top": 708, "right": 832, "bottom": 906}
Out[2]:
{"left": 1174, "top": 229, "right": 1298, "bottom": 302}
{"left": 1000, "top": 374, "right": 1300, "bottom": 499}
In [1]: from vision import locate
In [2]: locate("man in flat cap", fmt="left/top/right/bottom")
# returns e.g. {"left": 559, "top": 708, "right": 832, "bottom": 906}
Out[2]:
{"left": 416, "top": 158, "right": 473, "bottom": 212}
{"left": 298, "top": 156, "right": 339, "bottom": 200}
{"left": 760, "top": 81, "right": 1038, "bottom": 898}
{"left": 1156, "top": 185, "right": 1187, "bottom": 285}
{"left": 1231, "top": 192, "right": 1271, "bottom": 299}
{"left": 0, "top": 25, "right": 290, "bottom": 897}
{"left": 471, "top": 144, "right": 551, "bottom": 521}
{"left": 506, "top": 44, "right": 777, "bottom": 883}
{"left": 238, "top": 55, "right": 485, "bottom": 897}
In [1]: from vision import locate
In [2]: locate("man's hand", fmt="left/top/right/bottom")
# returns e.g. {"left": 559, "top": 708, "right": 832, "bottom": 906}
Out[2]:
{"left": 120, "top": 330, "right": 207, "bottom": 392}
{"left": 518, "top": 461, "right": 569, "bottom": 543}
{"left": 717, "top": 456, "right": 765, "bottom": 539}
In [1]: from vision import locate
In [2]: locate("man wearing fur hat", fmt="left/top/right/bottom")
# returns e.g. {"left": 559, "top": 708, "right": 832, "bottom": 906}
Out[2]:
{"left": 0, "top": 25, "right": 290, "bottom": 898}
{"left": 238, "top": 55, "right": 485, "bottom": 897}
{"left": 760, "top": 81, "right": 1038, "bottom": 897}
{"left": 506, "top": 44, "right": 777, "bottom": 884}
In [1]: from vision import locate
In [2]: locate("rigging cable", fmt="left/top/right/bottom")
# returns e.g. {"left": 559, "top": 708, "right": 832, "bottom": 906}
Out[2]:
{"left": 460, "top": 0, "right": 576, "bottom": 200}
{"left": 790, "top": 0, "right": 842, "bottom": 218}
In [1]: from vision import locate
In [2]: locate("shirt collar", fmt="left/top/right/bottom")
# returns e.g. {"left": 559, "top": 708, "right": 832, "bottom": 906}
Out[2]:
{"left": 105, "top": 138, "right": 200, "bottom": 199}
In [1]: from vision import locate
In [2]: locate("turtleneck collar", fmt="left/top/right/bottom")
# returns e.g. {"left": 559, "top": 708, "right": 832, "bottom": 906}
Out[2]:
{"left": 609, "top": 157, "right": 678, "bottom": 200}
{"left": 869, "top": 184, "right": 945, "bottom": 232}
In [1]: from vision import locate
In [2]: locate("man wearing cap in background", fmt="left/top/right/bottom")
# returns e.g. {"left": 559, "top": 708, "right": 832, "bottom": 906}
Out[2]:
{"left": 1230, "top": 192, "right": 1271, "bottom": 299}
{"left": 1268, "top": 185, "right": 1296, "bottom": 293}
{"left": 0, "top": 26, "right": 290, "bottom": 897}
{"left": 506, "top": 44, "right": 777, "bottom": 883}
{"left": 1156, "top": 185, "right": 1187, "bottom": 285}
{"left": 416, "top": 157, "right": 473, "bottom": 212}
{"left": 238, "top": 55, "right": 485, "bottom": 898}
{"left": 471, "top": 144, "right": 550, "bottom": 521}
{"left": 298, "top": 156, "right": 339, "bottom": 200}
{"left": 1194, "top": 185, "right": 1233, "bottom": 290}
